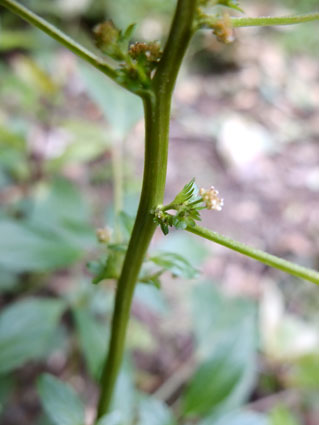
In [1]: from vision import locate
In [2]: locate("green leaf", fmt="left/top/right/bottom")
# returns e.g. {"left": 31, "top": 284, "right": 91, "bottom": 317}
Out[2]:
{"left": 150, "top": 252, "right": 199, "bottom": 279}
{"left": 192, "top": 283, "right": 256, "bottom": 358}
{"left": 138, "top": 397, "right": 176, "bottom": 425}
{"left": 200, "top": 0, "right": 243, "bottom": 12}
{"left": 139, "top": 271, "right": 162, "bottom": 289}
{"left": 134, "top": 285, "right": 168, "bottom": 315}
{"left": 37, "top": 374, "right": 85, "bottom": 425}
{"left": 171, "top": 178, "right": 199, "bottom": 206}
{"left": 182, "top": 305, "right": 257, "bottom": 417}
{"left": 118, "top": 211, "right": 135, "bottom": 238}
{"left": 157, "top": 233, "right": 209, "bottom": 266}
{"left": 160, "top": 222, "right": 169, "bottom": 235}
{"left": 73, "top": 308, "right": 108, "bottom": 380}
{"left": 217, "top": 0, "right": 244, "bottom": 12}
{"left": 96, "top": 411, "right": 123, "bottom": 425}
{"left": 29, "top": 178, "right": 93, "bottom": 247}
{"left": 270, "top": 405, "right": 301, "bottom": 425}
{"left": 0, "top": 298, "right": 65, "bottom": 374}
{"left": 0, "top": 178, "right": 94, "bottom": 273}
{"left": 110, "top": 363, "right": 136, "bottom": 424}
{"left": 200, "top": 410, "right": 269, "bottom": 425}
{"left": 120, "top": 23, "right": 137, "bottom": 51}
{"left": 0, "top": 219, "right": 82, "bottom": 272}
{"left": 92, "top": 245, "right": 126, "bottom": 284}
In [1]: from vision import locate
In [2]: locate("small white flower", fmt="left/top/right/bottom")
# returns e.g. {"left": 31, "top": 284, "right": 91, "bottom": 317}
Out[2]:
{"left": 200, "top": 186, "right": 224, "bottom": 211}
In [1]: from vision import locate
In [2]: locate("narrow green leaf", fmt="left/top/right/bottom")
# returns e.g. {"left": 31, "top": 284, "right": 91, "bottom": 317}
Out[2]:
{"left": 0, "top": 298, "right": 65, "bottom": 373}
{"left": 217, "top": 0, "right": 244, "bottom": 13}
{"left": 171, "top": 178, "right": 198, "bottom": 206}
{"left": 37, "top": 374, "right": 85, "bottom": 425}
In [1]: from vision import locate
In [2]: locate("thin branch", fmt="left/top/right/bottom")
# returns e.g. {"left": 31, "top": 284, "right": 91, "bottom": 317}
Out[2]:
{"left": 231, "top": 13, "right": 319, "bottom": 28}
{"left": 186, "top": 225, "right": 319, "bottom": 285}
{"left": 0, "top": 0, "right": 118, "bottom": 81}
{"left": 200, "top": 13, "right": 319, "bottom": 29}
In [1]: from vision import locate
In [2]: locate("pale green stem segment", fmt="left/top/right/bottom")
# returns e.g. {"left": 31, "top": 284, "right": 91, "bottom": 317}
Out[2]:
{"left": 200, "top": 13, "right": 319, "bottom": 29}
{"left": 186, "top": 224, "right": 319, "bottom": 285}
{"left": 0, "top": 0, "right": 118, "bottom": 82}
{"left": 231, "top": 13, "right": 319, "bottom": 27}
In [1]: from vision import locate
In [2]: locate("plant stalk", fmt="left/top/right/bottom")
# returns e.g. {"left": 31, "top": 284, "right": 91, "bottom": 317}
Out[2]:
{"left": 230, "top": 13, "right": 319, "bottom": 27}
{"left": 96, "top": 0, "right": 197, "bottom": 418}
{"left": 199, "top": 12, "right": 319, "bottom": 29}
{"left": 186, "top": 224, "right": 319, "bottom": 285}
{"left": 0, "top": 0, "right": 118, "bottom": 81}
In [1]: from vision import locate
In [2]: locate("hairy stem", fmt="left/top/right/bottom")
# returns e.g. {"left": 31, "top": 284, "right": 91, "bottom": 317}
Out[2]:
{"left": 230, "top": 13, "right": 319, "bottom": 27}
{"left": 186, "top": 225, "right": 319, "bottom": 285}
{"left": 96, "top": 0, "right": 197, "bottom": 418}
{"left": 0, "top": 0, "right": 118, "bottom": 82}
{"left": 199, "top": 12, "right": 319, "bottom": 30}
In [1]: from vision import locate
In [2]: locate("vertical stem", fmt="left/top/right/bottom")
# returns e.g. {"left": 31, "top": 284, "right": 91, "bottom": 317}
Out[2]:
{"left": 97, "top": 0, "right": 197, "bottom": 419}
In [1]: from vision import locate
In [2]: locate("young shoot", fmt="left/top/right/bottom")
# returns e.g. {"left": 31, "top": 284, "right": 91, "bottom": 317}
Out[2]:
{"left": 152, "top": 178, "right": 223, "bottom": 235}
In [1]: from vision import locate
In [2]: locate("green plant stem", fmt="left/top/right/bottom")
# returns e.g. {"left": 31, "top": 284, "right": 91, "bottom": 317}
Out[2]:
{"left": 231, "top": 13, "right": 319, "bottom": 27}
{"left": 186, "top": 224, "right": 319, "bottom": 285}
{"left": 0, "top": 0, "right": 117, "bottom": 82}
{"left": 96, "top": 0, "right": 197, "bottom": 418}
{"left": 199, "top": 13, "right": 319, "bottom": 29}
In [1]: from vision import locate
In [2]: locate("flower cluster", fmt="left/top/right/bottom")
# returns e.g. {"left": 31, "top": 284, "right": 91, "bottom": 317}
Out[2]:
{"left": 211, "top": 13, "right": 235, "bottom": 44}
{"left": 93, "top": 20, "right": 162, "bottom": 90}
{"left": 199, "top": 186, "right": 224, "bottom": 211}
{"left": 152, "top": 179, "right": 223, "bottom": 235}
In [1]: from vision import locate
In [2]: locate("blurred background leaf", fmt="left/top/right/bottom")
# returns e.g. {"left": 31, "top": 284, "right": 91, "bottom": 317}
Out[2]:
{"left": 0, "top": 298, "right": 66, "bottom": 374}
{"left": 37, "top": 374, "right": 85, "bottom": 425}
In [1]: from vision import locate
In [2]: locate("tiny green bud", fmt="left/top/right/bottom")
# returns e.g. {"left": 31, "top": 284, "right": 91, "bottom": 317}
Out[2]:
{"left": 94, "top": 20, "right": 119, "bottom": 49}
{"left": 93, "top": 20, "right": 124, "bottom": 60}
